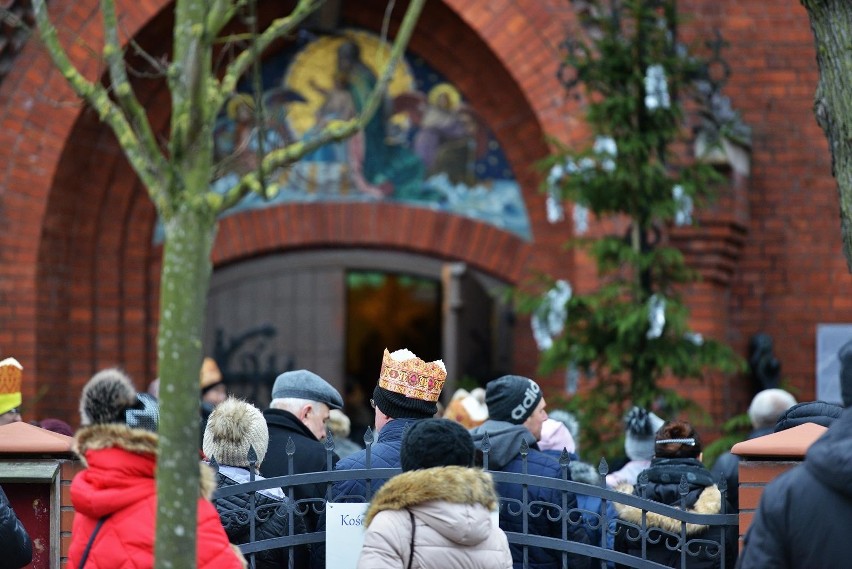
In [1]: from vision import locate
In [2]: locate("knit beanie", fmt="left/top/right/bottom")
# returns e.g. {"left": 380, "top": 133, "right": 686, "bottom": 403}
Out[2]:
{"left": 203, "top": 397, "right": 268, "bottom": 467}
{"left": 400, "top": 418, "right": 474, "bottom": 471}
{"left": 372, "top": 349, "right": 446, "bottom": 419}
{"left": 485, "top": 375, "right": 542, "bottom": 424}
{"left": 623, "top": 406, "right": 664, "bottom": 461}
{"left": 79, "top": 368, "right": 159, "bottom": 432}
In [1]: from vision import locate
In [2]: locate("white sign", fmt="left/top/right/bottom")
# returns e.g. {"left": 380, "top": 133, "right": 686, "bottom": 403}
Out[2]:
{"left": 326, "top": 502, "right": 369, "bottom": 569}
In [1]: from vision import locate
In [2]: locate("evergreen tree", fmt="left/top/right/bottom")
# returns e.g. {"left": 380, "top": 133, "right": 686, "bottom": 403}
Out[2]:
{"left": 527, "top": 0, "right": 745, "bottom": 458}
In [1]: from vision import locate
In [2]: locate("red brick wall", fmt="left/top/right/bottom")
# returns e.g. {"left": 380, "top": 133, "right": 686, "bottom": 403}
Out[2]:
{"left": 59, "top": 460, "right": 84, "bottom": 568}
{"left": 1, "top": 0, "right": 850, "bottom": 428}
{"left": 737, "top": 460, "right": 799, "bottom": 540}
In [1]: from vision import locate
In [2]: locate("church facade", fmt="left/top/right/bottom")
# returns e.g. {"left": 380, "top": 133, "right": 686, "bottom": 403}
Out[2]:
{"left": 0, "top": 0, "right": 845, "bottom": 428}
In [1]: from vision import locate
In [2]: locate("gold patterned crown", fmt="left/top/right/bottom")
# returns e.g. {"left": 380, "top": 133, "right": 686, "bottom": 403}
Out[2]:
{"left": 0, "top": 357, "right": 23, "bottom": 414}
{"left": 378, "top": 349, "right": 446, "bottom": 402}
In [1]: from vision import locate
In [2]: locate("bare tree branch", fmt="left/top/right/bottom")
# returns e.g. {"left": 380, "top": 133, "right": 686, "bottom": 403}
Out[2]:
{"left": 32, "top": 0, "right": 171, "bottom": 214}
{"left": 217, "top": 0, "right": 427, "bottom": 211}
{"left": 217, "top": 0, "right": 324, "bottom": 110}
{"left": 206, "top": 0, "right": 248, "bottom": 38}
{"left": 100, "top": 0, "right": 172, "bottom": 199}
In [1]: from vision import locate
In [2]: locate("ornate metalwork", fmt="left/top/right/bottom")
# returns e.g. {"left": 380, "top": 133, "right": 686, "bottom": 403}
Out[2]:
{"left": 211, "top": 433, "right": 738, "bottom": 568}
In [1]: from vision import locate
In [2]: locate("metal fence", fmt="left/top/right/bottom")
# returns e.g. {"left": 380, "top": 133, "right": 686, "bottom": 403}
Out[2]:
{"left": 211, "top": 431, "right": 738, "bottom": 569}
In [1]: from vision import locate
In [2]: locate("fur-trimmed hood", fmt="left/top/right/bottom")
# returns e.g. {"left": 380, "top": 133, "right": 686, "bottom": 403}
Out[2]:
{"left": 74, "top": 423, "right": 217, "bottom": 499}
{"left": 614, "top": 482, "right": 723, "bottom": 535}
{"left": 365, "top": 466, "right": 497, "bottom": 526}
{"left": 74, "top": 423, "right": 159, "bottom": 462}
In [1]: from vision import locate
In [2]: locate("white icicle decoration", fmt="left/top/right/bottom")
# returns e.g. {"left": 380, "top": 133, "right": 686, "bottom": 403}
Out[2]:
{"left": 673, "top": 184, "right": 693, "bottom": 226}
{"left": 646, "top": 294, "right": 667, "bottom": 339}
{"left": 531, "top": 280, "right": 573, "bottom": 351}
{"left": 644, "top": 64, "right": 671, "bottom": 110}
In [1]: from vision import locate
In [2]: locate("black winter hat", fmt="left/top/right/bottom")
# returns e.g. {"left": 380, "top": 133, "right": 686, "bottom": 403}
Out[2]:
{"left": 372, "top": 385, "right": 437, "bottom": 419}
{"left": 485, "top": 375, "right": 543, "bottom": 424}
{"left": 79, "top": 368, "right": 159, "bottom": 432}
{"left": 400, "top": 418, "right": 475, "bottom": 471}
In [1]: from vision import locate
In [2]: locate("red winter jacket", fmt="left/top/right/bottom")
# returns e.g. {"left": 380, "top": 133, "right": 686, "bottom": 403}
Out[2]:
{"left": 68, "top": 424, "right": 246, "bottom": 569}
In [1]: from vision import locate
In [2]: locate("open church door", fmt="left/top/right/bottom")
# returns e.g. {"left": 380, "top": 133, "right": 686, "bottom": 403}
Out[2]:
{"left": 441, "top": 263, "right": 513, "bottom": 399}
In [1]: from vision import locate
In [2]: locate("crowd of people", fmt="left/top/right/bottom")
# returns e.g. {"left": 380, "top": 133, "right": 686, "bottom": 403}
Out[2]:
{"left": 2, "top": 343, "right": 850, "bottom": 569}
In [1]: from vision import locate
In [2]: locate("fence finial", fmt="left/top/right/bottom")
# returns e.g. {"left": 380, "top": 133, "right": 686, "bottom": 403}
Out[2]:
{"left": 598, "top": 457, "right": 609, "bottom": 478}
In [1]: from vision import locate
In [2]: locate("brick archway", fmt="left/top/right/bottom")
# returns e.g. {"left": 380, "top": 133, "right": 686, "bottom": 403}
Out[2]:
{"left": 0, "top": 0, "right": 576, "bottom": 421}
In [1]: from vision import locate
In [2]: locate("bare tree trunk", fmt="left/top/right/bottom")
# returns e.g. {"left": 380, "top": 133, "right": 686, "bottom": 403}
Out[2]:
{"left": 31, "top": 0, "right": 426, "bottom": 565}
{"left": 801, "top": 0, "right": 852, "bottom": 269}
{"left": 154, "top": 204, "right": 216, "bottom": 567}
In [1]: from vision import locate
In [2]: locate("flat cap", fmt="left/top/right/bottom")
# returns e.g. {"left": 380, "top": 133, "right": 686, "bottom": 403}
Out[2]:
{"left": 271, "top": 370, "right": 343, "bottom": 410}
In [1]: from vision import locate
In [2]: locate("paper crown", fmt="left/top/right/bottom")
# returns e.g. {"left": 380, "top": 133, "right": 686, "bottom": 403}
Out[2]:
{"left": 378, "top": 349, "right": 446, "bottom": 402}
{"left": 199, "top": 358, "right": 223, "bottom": 390}
{"left": 0, "top": 357, "right": 23, "bottom": 414}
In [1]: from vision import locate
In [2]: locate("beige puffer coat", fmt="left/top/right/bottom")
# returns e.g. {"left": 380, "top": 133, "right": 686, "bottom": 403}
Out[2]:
{"left": 357, "top": 466, "right": 513, "bottom": 569}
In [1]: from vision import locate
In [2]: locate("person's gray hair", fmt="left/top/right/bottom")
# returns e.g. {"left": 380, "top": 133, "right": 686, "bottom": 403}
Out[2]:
{"left": 748, "top": 388, "right": 797, "bottom": 429}
{"left": 270, "top": 397, "right": 319, "bottom": 415}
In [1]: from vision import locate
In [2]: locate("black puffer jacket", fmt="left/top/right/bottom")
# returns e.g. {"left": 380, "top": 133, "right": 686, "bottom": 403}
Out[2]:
{"left": 737, "top": 407, "right": 852, "bottom": 568}
{"left": 212, "top": 466, "right": 308, "bottom": 569}
{"left": 614, "top": 458, "right": 736, "bottom": 569}
{"left": 773, "top": 401, "right": 842, "bottom": 431}
{"left": 0, "top": 485, "right": 32, "bottom": 569}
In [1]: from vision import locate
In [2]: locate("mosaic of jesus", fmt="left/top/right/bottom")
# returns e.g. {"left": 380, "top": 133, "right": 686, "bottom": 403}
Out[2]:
{"left": 212, "top": 29, "right": 531, "bottom": 240}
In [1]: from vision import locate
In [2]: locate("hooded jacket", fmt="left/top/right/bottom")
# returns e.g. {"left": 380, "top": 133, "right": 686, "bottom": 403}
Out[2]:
{"left": 212, "top": 465, "right": 308, "bottom": 569}
{"left": 67, "top": 424, "right": 246, "bottom": 569}
{"left": 737, "top": 407, "right": 852, "bottom": 568}
{"left": 357, "top": 466, "right": 512, "bottom": 569}
{"left": 614, "top": 458, "right": 736, "bottom": 569}
{"left": 0, "top": 485, "right": 32, "bottom": 569}
{"left": 470, "top": 420, "right": 590, "bottom": 569}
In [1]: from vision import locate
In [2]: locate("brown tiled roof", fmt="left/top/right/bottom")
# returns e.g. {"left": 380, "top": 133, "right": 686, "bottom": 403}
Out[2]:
{"left": 0, "top": 421, "right": 73, "bottom": 454}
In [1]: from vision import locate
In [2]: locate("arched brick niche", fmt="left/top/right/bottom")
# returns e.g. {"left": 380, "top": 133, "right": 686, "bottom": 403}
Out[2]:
{"left": 213, "top": 203, "right": 532, "bottom": 283}
{"left": 0, "top": 0, "right": 578, "bottom": 422}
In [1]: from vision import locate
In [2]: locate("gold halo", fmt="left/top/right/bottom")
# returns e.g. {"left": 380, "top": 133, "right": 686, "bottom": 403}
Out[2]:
{"left": 226, "top": 93, "right": 255, "bottom": 120}
{"left": 427, "top": 83, "right": 461, "bottom": 110}
{"left": 283, "top": 30, "right": 415, "bottom": 136}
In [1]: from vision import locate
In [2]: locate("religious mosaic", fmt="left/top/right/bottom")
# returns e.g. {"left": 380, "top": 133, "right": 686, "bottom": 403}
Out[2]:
{"left": 211, "top": 29, "right": 531, "bottom": 240}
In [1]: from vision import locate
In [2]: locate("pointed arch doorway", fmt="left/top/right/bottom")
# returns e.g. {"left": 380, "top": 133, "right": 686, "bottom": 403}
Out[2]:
{"left": 203, "top": 249, "right": 514, "bottom": 416}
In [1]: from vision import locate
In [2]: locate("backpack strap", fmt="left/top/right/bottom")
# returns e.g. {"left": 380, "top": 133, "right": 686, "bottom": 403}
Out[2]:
{"left": 406, "top": 509, "right": 416, "bottom": 569}
{"left": 78, "top": 515, "right": 109, "bottom": 569}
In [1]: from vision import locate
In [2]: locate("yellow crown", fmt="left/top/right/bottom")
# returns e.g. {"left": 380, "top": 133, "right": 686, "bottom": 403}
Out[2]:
{"left": 0, "top": 357, "right": 23, "bottom": 414}
{"left": 378, "top": 349, "right": 446, "bottom": 402}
